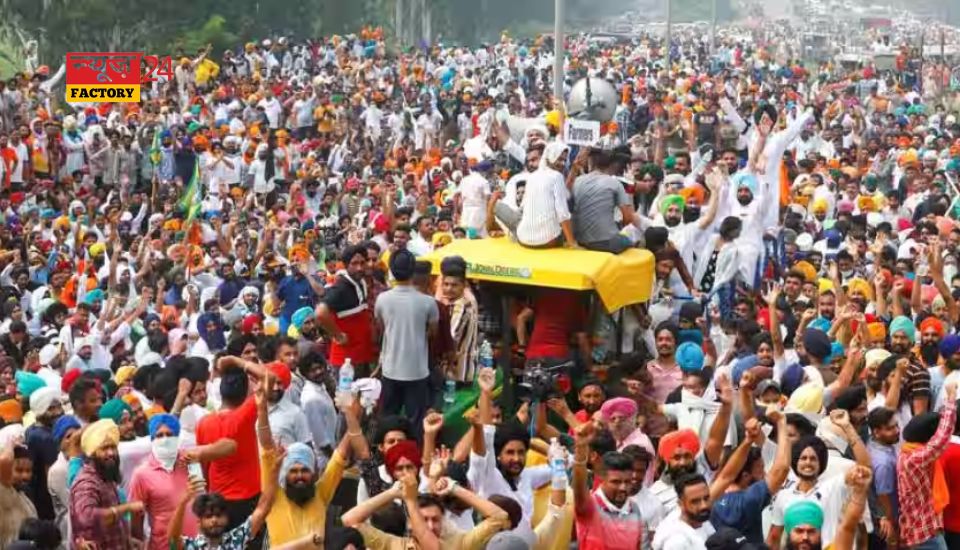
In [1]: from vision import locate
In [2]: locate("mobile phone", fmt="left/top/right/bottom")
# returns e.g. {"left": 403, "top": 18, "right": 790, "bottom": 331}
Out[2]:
{"left": 187, "top": 461, "right": 204, "bottom": 483}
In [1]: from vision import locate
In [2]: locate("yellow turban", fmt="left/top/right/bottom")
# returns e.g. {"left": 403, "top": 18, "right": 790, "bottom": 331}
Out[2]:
{"left": 793, "top": 261, "right": 817, "bottom": 283}
{"left": 81, "top": 419, "right": 120, "bottom": 456}
{"left": 115, "top": 366, "right": 137, "bottom": 386}
{"left": 545, "top": 110, "right": 562, "bottom": 129}
{"left": 786, "top": 383, "right": 824, "bottom": 415}
{"left": 89, "top": 242, "right": 106, "bottom": 257}
{"left": 818, "top": 278, "right": 834, "bottom": 293}
{"left": 845, "top": 277, "right": 874, "bottom": 301}
{"left": 811, "top": 198, "right": 829, "bottom": 214}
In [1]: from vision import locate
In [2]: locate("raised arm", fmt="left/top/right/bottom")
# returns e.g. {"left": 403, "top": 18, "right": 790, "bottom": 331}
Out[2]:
{"left": 572, "top": 422, "right": 595, "bottom": 516}
{"left": 765, "top": 408, "right": 791, "bottom": 492}
{"left": 833, "top": 465, "right": 872, "bottom": 550}
{"left": 709, "top": 422, "right": 756, "bottom": 503}
{"left": 168, "top": 478, "right": 205, "bottom": 550}
{"left": 830, "top": 409, "right": 871, "bottom": 469}
{"left": 474, "top": 367, "right": 497, "bottom": 457}
{"left": 704, "top": 373, "right": 734, "bottom": 469}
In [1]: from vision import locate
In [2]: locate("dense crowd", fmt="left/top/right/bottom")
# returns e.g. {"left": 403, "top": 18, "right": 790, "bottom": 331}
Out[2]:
{"left": 0, "top": 16, "right": 959, "bottom": 550}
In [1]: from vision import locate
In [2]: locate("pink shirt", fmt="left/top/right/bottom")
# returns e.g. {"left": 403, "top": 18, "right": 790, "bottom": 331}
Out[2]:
{"left": 576, "top": 489, "right": 643, "bottom": 550}
{"left": 127, "top": 452, "right": 199, "bottom": 550}
{"left": 645, "top": 360, "right": 683, "bottom": 437}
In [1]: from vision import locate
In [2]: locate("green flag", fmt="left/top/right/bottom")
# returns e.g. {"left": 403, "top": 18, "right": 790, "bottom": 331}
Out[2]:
{"left": 178, "top": 159, "right": 202, "bottom": 222}
{"left": 149, "top": 129, "right": 162, "bottom": 166}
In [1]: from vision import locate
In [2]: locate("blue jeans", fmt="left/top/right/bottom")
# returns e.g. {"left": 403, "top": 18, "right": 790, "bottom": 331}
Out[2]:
{"left": 910, "top": 534, "right": 947, "bottom": 550}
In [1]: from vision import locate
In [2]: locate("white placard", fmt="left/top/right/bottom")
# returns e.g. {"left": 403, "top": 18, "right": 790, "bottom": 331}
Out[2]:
{"left": 563, "top": 119, "right": 601, "bottom": 147}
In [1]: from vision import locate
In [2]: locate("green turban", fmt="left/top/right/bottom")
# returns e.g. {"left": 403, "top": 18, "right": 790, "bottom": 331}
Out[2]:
{"left": 660, "top": 194, "right": 686, "bottom": 216}
{"left": 783, "top": 501, "right": 824, "bottom": 534}
{"left": 889, "top": 315, "right": 915, "bottom": 344}
{"left": 99, "top": 399, "right": 132, "bottom": 425}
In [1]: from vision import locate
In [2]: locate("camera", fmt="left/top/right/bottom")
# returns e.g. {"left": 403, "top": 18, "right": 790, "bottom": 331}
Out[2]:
{"left": 517, "top": 359, "right": 573, "bottom": 402}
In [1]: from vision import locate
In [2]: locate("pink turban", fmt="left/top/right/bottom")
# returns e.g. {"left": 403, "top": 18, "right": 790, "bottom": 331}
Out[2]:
{"left": 600, "top": 397, "right": 638, "bottom": 420}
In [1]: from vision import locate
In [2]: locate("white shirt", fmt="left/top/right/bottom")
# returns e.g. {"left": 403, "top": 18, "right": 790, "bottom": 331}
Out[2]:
{"left": 517, "top": 167, "right": 570, "bottom": 246}
{"left": 468, "top": 425, "right": 551, "bottom": 541}
{"left": 651, "top": 509, "right": 715, "bottom": 550}
{"left": 267, "top": 396, "right": 312, "bottom": 447}
{"left": 258, "top": 97, "right": 282, "bottom": 129}
{"left": 770, "top": 472, "right": 859, "bottom": 547}
{"left": 301, "top": 380, "right": 337, "bottom": 450}
{"left": 407, "top": 234, "right": 433, "bottom": 257}
{"left": 632, "top": 487, "right": 666, "bottom": 550}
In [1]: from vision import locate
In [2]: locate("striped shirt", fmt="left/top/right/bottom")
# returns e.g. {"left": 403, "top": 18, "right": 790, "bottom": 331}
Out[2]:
{"left": 449, "top": 296, "right": 479, "bottom": 382}
{"left": 517, "top": 168, "right": 571, "bottom": 246}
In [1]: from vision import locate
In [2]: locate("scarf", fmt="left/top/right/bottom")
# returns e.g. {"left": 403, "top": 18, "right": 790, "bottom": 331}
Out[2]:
{"left": 901, "top": 442, "right": 950, "bottom": 513}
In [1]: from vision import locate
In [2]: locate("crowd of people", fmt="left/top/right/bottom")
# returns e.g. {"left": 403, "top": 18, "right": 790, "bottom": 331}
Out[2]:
{"left": 0, "top": 13, "right": 960, "bottom": 550}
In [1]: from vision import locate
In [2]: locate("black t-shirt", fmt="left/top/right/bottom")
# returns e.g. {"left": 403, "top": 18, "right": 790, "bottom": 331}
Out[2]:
{"left": 695, "top": 112, "right": 719, "bottom": 147}
{"left": 323, "top": 276, "right": 364, "bottom": 314}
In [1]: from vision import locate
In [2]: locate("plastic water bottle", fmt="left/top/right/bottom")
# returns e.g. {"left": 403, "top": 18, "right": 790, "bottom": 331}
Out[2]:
{"left": 443, "top": 380, "right": 456, "bottom": 410}
{"left": 337, "top": 358, "right": 354, "bottom": 407}
{"left": 549, "top": 437, "right": 567, "bottom": 490}
{"left": 478, "top": 339, "right": 494, "bottom": 369}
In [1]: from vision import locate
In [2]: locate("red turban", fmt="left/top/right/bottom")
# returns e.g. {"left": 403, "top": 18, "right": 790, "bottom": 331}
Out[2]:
{"left": 384, "top": 439, "right": 421, "bottom": 476}
{"left": 920, "top": 316, "right": 945, "bottom": 338}
{"left": 61, "top": 369, "right": 82, "bottom": 393}
{"left": 266, "top": 361, "right": 292, "bottom": 390}
{"left": 241, "top": 314, "right": 262, "bottom": 335}
{"left": 657, "top": 429, "right": 701, "bottom": 461}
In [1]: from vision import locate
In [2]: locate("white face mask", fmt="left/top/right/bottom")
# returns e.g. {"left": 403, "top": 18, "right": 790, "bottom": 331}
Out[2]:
{"left": 151, "top": 436, "right": 179, "bottom": 471}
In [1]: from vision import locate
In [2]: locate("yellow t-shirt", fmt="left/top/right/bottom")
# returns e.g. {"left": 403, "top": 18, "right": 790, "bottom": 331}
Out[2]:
{"left": 261, "top": 448, "right": 347, "bottom": 547}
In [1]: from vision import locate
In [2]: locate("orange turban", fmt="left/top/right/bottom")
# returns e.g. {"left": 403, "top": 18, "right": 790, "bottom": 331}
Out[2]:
{"left": 867, "top": 322, "right": 887, "bottom": 343}
{"left": 0, "top": 399, "right": 23, "bottom": 423}
{"left": 679, "top": 185, "right": 706, "bottom": 206}
{"left": 920, "top": 316, "right": 945, "bottom": 338}
{"left": 658, "top": 428, "right": 700, "bottom": 460}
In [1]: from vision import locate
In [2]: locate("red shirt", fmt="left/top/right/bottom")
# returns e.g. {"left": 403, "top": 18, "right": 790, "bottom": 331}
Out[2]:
{"left": 940, "top": 437, "right": 960, "bottom": 533}
{"left": 195, "top": 396, "right": 260, "bottom": 500}
{"left": 527, "top": 290, "right": 586, "bottom": 360}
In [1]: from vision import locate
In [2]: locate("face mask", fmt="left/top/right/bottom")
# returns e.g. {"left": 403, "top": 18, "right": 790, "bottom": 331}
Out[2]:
{"left": 151, "top": 436, "right": 180, "bottom": 471}
{"left": 841, "top": 269, "right": 854, "bottom": 279}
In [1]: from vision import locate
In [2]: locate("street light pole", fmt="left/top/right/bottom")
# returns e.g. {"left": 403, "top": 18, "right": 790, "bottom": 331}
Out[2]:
{"left": 710, "top": 0, "right": 717, "bottom": 54}
{"left": 665, "top": 0, "right": 672, "bottom": 69}
{"left": 554, "top": 0, "right": 565, "bottom": 103}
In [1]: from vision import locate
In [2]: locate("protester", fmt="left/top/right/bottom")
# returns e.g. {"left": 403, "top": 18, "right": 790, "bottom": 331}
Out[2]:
{"left": 1, "top": 9, "right": 960, "bottom": 550}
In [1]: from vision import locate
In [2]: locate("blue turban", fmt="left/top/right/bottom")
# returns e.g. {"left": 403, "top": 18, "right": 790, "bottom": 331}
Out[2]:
{"left": 732, "top": 172, "right": 759, "bottom": 195}
{"left": 53, "top": 415, "right": 81, "bottom": 444}
{"left": 780, "top": 363, "right": 805, "bottom": 396}
{"left": 676, "top": 342, "right": 705, "bottom": 372}
{"left": 40, "top": 208, "right": 57, "bottom": 219}
{"left": 826, "top": 341, "right": 845, "bottom": 364}
{"left": 15, "top": 371, "right": 46, "bottom": 399}
{"left": 160, "top": 129, "right": 172, "bottom": 140}
{"left": 148, "top": 413, "right": 181, "bottom": 439}
{"left": 732, "top": 354, "right": 758, "bottom": 386}
{"left": 889, "top": 316, "right": 916, "bottom": 344}
{"left": 808, "top": 317, "right": 831, "bottom": 334}
{"left": 291, "top": 307, "right": 314, "bottom": 330}
{"left": 84, "top": 288, "right": 105, "bottom": 306}
{"left": 678, "top": 328, "right": 704, "bottom": 347}
{"left": 279, "top": 442, "right": 316, "bottom": 487}
{"left": 940, "top": 334, "right": 960, "bottom": 359}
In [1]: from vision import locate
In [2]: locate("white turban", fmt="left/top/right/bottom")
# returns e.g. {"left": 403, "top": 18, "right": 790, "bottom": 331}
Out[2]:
{"left": 541, "top": 141, "right": 570, "bottom": 169}
{"left": 29, "top": 387, "right": 61, "bottom": 416}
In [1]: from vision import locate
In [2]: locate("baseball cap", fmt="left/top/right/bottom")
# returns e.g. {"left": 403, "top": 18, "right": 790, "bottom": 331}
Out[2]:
{"left": 706, "top": 527, "right": 766, "bottom": 550}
